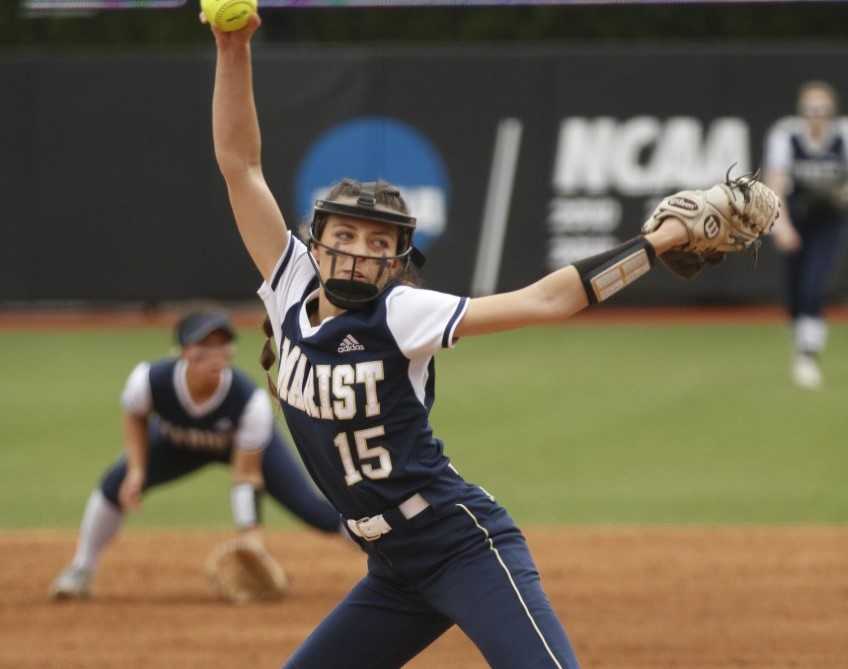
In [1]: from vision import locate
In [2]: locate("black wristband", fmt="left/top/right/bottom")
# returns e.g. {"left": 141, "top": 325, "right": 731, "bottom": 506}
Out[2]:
{"left": 573, "top": 236, "right": 657, "bottom": 305}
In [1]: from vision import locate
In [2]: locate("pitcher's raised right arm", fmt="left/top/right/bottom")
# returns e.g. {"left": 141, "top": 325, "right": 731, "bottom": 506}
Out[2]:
{"left": 211, "top": 15, "right": 287, "bottom": 281}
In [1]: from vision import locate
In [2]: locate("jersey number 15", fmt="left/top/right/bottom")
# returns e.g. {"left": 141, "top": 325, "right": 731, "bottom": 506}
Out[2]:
{"left": 333, "top": 426, "right": 392, "bottom": 486}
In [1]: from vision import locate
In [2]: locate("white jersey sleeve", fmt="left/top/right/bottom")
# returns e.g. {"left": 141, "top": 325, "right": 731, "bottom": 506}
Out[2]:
{"left": 386, "top": 285, "right": 469, "bottom": 359}
{"left": 120, "top": 362, "right": 152, "bottom": 416}
{"left": 763, "top": 117, "right": 796, "bottom": 173}
{"left": 837, "top": 118, "right": 848, "bottom": 156}
{"left": 257, "top": 233, "right": 317, "bottom": 346}
{"left": 235, "top": 389, "right": 274, "bottom": 452}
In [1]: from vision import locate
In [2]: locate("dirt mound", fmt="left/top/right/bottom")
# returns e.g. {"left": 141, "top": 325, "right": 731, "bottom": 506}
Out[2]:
{"left": 2, "top": 527, "right": 846, "bottom": 668}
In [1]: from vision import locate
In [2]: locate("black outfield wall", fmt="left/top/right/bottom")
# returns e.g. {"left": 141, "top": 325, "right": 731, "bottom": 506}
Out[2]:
{"left": 2, "top": 45, "right": 846, "bottom": 305}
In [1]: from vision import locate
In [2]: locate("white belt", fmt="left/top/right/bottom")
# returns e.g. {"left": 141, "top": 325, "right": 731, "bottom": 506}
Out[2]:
{"left": 346, "top": 493, "right": 430, "bottom": 542}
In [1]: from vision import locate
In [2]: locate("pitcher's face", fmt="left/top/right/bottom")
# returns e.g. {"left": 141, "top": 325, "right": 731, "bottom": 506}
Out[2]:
{"left": 313, "top": 216, "right": 402, "bottom": 288}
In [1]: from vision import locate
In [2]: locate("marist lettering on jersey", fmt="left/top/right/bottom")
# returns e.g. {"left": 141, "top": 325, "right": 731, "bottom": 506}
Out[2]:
{"left": 277, "top": 336, "right": 384, "bottom": 420}
{"left": 159, "top": 420, "right": 232, "bottom": 453}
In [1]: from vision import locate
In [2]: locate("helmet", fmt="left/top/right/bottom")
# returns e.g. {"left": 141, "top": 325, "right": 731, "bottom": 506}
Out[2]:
{"left": 307, "top": 179, "right": 426, "bottom": 310}
{"left": 175, "top": 309, "right": 236, "bottom": 347}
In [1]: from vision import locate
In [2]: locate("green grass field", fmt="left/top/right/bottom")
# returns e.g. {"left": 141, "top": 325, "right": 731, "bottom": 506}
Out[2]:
{"left": 2, "top": 322, "right": 847, "bottom": 529}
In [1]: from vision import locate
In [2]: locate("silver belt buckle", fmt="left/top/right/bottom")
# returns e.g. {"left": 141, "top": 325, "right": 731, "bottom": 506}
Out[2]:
{"left": 346, "top": 509, "right": 402, "bottom": 542}
{"left": 357, "top": 517, "right": 381, "bottom": 542}
{"left": 349, "top": 516, "right": 386, "bottom": 542}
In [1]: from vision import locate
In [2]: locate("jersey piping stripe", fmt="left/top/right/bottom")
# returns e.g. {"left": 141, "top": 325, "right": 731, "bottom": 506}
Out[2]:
{"left": 455, "top": 503, "right": 566, "bottom": 669}
{"left": 271, "top": 236, "right": 297, "bottom": 291}
{"left": 441, "top": 297, "right": 469, "bottom": 349}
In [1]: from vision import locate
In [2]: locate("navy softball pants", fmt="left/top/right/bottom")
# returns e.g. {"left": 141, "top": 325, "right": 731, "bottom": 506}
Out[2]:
{"left": 283, "top": 487, "right": 579, "bottom": 669}
{"left": 100, "top": 428, "right": 340, "bottom": 533}
{"left": 785, "top": 219, "right": 845, "bottom": 319}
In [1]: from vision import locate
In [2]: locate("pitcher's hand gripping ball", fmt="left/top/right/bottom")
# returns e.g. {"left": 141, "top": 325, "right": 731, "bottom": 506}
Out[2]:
{"left": 201, "top": 0, "right": 258, "bottom": 32}
{"left": 642, "top": 172, "right": 780, "bottom": 279}
{"left": 206, "top": 536, "right": 288, "bottom": 604}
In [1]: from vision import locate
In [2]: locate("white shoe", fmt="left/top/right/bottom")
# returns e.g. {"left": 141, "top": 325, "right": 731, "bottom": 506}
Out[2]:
{"left": 792, "top": 354, "right": 823, "bottom": 390}
{"left": 49, "top": 566, "right": 93, "bottom": 600}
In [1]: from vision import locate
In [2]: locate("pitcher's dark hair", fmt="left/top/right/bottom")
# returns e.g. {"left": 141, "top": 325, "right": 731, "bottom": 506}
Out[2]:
{"left": 259, "top": 316, "right": 279, "bottom": 400}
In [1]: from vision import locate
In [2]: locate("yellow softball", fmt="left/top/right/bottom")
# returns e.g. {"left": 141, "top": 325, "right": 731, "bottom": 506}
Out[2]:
{"left": 201, "top": 0, "right": 258, "bottom": 32}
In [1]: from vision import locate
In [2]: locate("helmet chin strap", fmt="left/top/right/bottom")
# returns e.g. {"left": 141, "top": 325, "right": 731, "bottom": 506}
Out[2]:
{"left": 308, "top": 241, "right": 396, "bottom": 311}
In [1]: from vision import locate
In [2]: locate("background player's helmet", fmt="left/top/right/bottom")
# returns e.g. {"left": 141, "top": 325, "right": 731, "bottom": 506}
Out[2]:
{"left": 175, "top": 309, "right": 236, "bottom": 347}
{"left": 307, "top": 179, "right": 426, "bottom": 311}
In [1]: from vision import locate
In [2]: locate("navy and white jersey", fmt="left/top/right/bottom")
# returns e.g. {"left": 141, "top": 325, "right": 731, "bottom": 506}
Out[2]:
{"left": 257, "top": 234, "right": 469, "bottom": 520}
{"left": 121, "top": 358, "right": 274, "bottom": 456}
{"left": 765, "top": 117, "right": 848, "bottom": 222}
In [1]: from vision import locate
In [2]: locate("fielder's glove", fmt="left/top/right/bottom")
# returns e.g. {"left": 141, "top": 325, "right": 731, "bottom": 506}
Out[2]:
{"left": 641, "top": 172, "right": 780, "bottom": 279}
{"left": 206, "top": 535, "right": 288, "bottom": 604}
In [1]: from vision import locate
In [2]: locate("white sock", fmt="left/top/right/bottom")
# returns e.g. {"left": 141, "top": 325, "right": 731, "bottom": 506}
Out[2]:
{"left": 794, "top": 316, "right": 827, "bottom": 356}
{"left": 70, "top": 490, "right": 124, "bottom": 572}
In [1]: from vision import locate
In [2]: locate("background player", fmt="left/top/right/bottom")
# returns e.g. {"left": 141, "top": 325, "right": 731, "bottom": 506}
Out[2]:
{"left": 207, "top": 13, "right": 774, "bottom": 668}
{"left": 49, "top": 308, "right": 342, "bottom": 600}
{"left": 765, "top": 80, "right": 848, "bottom": 389}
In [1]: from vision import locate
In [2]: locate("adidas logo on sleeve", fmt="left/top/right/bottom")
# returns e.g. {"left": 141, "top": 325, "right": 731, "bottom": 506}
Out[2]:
{"left": 337, "top": 335, "right": 366, "bottom": 353}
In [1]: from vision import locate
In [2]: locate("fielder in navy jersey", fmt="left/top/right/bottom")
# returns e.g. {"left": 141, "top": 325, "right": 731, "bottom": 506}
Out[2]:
{"left": 765, "top": 80, "right": 848, "bottom": 389}
{"left": 207, "top": 14, "right": 703, "bottom": 668}
{"left": 49, "top": 309, "right": 341, "bottom": 601}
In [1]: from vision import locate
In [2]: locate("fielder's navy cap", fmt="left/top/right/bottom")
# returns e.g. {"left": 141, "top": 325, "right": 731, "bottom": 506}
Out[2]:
{"left": 175, "top": 310, "right": 236, "bottom": 347}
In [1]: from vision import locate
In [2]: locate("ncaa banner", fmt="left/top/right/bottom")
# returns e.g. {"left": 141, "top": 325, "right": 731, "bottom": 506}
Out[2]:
{"left": 252, "top": 45, "right": 848, "bottom": 305}
{"left": 2, "top": 45, "right": 848, "bottom": 304}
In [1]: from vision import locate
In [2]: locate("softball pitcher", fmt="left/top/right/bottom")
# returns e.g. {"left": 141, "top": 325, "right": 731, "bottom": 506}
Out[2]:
{"left": 49, "top": 309, "right": 341, "bottom": 600}
{"left": 207, "top": 14, "right": 777, "bottom": 668}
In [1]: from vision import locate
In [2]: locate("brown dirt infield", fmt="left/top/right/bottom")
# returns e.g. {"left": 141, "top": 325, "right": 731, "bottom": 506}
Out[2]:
{"left": 2, "top": 527, "right": 846, "bottom": 669}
